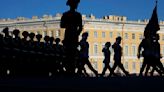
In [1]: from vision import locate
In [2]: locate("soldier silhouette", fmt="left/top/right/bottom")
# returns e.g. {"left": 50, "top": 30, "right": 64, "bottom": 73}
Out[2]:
{"left": 54, "top": 38, "right": 65, "bottom": 76}
{"left": 12, "top": 29, "right": 21, "bottom": 76}
{"left": 60, "top": 0, "right": 83, "bottom": 75}
{"left": 101, "top": 42, "right": 112, "bottom": 77}
{"left": 21, "top": 31, "right": 29, "bottom": 48}
{"left": 150, "top": 34, "right": 164, "bottom": 76}
{"left": 48, "top": 37, "right": 56, "bottom": 77}
{"left": 35, "top": 34, "right": 42, "bottom": 47}
{"left": 35, "top": 34, "right": 44, "bottom": 76}
{"left": 110, "top": 36, "right": 129, "bottom": 76}
{"left": 28, "top": 32, "right": 36, "bottom": 76}
{"left": 19, "top": 31, "right": 29, "bottom": 76}
{"left": 42, "top": 36, "right": 51, "bottom": 77}
{"left": 141, "top": 34, "right": 164, "bottom": 76}
{"left": 2, "top": 27, "right": 12, "bottom": 77}
{"left": 0, "top": 33, "right": 5, "bottom": 77}
{"left": 138, "top": 36, "right": 154, "bottom": 76}
{"left": 79, "top": 32, "right": 98, "bottom": 77}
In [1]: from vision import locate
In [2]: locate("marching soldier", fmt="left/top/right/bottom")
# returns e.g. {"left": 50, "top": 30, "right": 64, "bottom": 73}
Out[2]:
{"left": 60, "top": 0, "right": 83, "bottom": 75}
{"left": 79, "top": 32, "right": 98, "bottom": 77}
{"left": 101, "top": 42, "right": 112, "bottom": 77}
{"left": 12, "top": 29, "right": 22, "bottom": 76}
{"left": 110, "top": 37, "right": 129, "bottom": 76}
{"left": 2, "top": 27, "right": 12, "bottom": 77}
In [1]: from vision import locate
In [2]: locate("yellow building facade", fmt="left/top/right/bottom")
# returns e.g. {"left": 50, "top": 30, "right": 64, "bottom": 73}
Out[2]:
{"left": 0, "top": 14, "right": 164, "bottom": 74}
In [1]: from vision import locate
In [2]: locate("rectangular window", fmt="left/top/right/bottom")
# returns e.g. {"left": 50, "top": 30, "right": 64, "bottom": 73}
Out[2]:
{"left": 94, "top": 44, "right": 98, "bottom": 55}
{"left": 110, "top": 32, "right": 113, "bottom": 38}
{"left": 56, "top": 30, "right": 60, "bottom": 37}
{"left": 102, "top": 32, "right": 105, "bottom": 38}
{"left": 125, "top": 33, "right": 128, "bottom": 39}
{"left": 139, "top": 34, "right": 143, "bottom": 40}
{"left": 49, "top": 31, "right": 53, "bottom": 37}
{"left": 124, "top": 62, "right": 128, "bottom": 70}
{"left": 132, "top": 45, "right": 136, "bottom": 56}
{"left": 94, "top": 31, "right": 98, "bottom": 38}
{"left": 132, "top": 62, "right": 136, "bottom": 72}
{"left": 125, "top": 45, "right": 128, "bottom": 56}
{"left": 132, "top": 33, "right": 135, "bottom": 39}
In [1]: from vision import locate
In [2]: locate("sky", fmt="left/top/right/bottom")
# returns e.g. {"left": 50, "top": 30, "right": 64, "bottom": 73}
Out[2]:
{"left": 0, "top": 0, "right": 164, "bottom": 21}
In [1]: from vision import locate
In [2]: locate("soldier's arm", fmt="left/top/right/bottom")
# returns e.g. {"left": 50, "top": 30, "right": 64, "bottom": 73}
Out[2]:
{"left": 60, "top": 14, "right": 66, "bottom": 28}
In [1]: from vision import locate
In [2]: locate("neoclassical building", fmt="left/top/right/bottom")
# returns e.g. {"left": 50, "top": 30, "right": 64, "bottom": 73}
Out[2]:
{"left": 0, "top": 14, "right": 164, "bottom": 74}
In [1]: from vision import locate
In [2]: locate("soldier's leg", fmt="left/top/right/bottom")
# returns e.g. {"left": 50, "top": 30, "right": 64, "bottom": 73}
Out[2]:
{"left": 144, "top": 65, "right": 151, "bottom": 76}
{"left": 109, "top": 62, "right": 118, "bottom": 76}
{"left": 86, "top": 58, "right": 98, "bottom": 76}
{"left": 76, "top": 59, "right": 84, "bottom": 76}
{"left": 139, "top": 59, "right": 147, "bottom": 76}
{"left": 156, "top": 61, "right": 164, "bottom": 74}
{"left": 101, "top": 63, "right": 108, "bottom": 76}
{"left": 118, "top": 63, "right": 129, "bottom": 76}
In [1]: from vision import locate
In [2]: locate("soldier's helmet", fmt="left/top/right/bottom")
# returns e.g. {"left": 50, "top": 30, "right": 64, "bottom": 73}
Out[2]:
{"left": 2, "top": 27, "right": 9, "bottom": 34}
{"left": 82, "top": 32, "right": 88, "bottom": 37}
{"left": 44, "top": 36, "right": 50, "bottom": 42}
{"left": 13, "top": 29, "right": 20, "bottom": 35}
{"left": 116, "top": 36, "right": 122, "bottom": 41}
{"left": 55, "top": 38, "right": 61, "bottom": 43}
{"left": 66, "top": 0, "right": 80, "bottom": 5}
{"left": 29, "top": 33, "right": 35, "bottom": 39}
{"left": 105, "top": 42, "right": 111, "bottom": 47}
{"left": 36, "top": 34, "right": 42, "bottom": 40}
{"left": 22, "top": 31, "right": 29, "bottom": 37}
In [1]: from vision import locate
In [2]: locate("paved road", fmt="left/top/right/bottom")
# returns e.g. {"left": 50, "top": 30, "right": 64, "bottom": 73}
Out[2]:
{"left": 0, "top": 76, "right": 164, "bottom": 92}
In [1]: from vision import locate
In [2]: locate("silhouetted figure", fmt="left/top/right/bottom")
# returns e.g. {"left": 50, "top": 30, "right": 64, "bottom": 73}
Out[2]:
{"left": 21, "top": 31, "right": 29, "bottom": 48}
{"left": 150, "top": 34, "right": 164, "bottom": 76}
{"left": 2, "top": 27, "right": 12, "bottom": 77}
{"left": 137, "top": 36, "right": 162, "bottom": 76}
{"left": 42, "top": 36, "right": 51, "bottom": 77}
{"left": 28, "top": 32, "right": 36, "bottom": 76}
{"left": 19, "top": 31, "right": 29, "bottom": 76}
{"left": 46, "top": 37, "right": 56, "bottom": 77}
{"left": 54, "top": 38, "right": 65, "bottom": 76}
{"left": 78, "top": 32, "right": 98, "bottom": 77}
{"left": 35, "top": 34, "right": 45, "bottom": 76}
{"left": 110, "top": 37, "right": 129, "bottom": 76}
{"left": 0, "top": 33, "right": 4, "bottom": 77}
{"left": 60, "top": 0, "right": 83, "bottom": 75}
{"left": 138, "top": 37, "right": 153, "bottom": 76}
{"left": 12, "top": 29, "right": 21, "bottom": 76}
{"left": 144, "top": 34, "right": 164, "bottom": 76}
{"left": 101, "top": 42, "right": 112, "bottom": 77}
